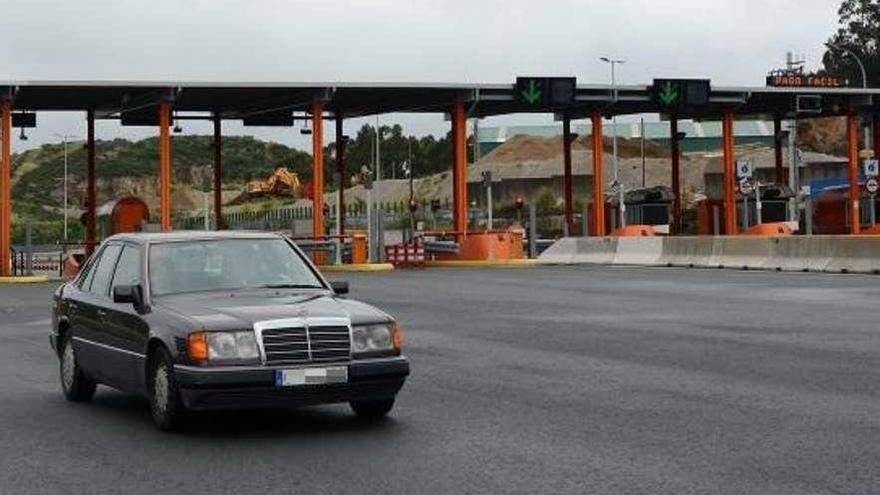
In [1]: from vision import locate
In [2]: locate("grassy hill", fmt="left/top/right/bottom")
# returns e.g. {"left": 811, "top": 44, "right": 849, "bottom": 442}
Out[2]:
{"left": 10, "top": 135, "right": 313, "bottom": 244}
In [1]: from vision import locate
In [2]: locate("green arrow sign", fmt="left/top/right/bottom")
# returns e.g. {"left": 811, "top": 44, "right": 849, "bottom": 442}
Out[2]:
{"left": 658, "top": 81, "right": 679, "bottom": 106}
{"left": 521, "top": 79, "right": 542, "bottom": 104}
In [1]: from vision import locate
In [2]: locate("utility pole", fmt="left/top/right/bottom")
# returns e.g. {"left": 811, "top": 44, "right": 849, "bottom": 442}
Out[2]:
{"left": 54, "top": 133, "right": 76, "bottom": 240}
{"left": 640, "top": 117, "right": 646, "bottom": 188}
{"left": 826, "top": 43, "right": 870, "bottom": 147}
{"left": 600, "top": 56, "right": 626, "bottom": 228}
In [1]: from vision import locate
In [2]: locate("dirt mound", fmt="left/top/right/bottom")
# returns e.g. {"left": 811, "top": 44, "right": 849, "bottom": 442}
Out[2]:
{"left": 797, "top": 117, "right": 847, "bottom": 156}
{"left": 480, "top": 133, "right": 669, "bottom": 164}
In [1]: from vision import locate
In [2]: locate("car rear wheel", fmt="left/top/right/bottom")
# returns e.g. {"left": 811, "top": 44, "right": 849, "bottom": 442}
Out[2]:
{"left": 60, "top": 334, "right": 96, "bottom": 402}
{"left": 148, "top": 347, "right": 183, "bottom": 431}
{"left": 350, "top": 398, "right": 395, "bottom": 420}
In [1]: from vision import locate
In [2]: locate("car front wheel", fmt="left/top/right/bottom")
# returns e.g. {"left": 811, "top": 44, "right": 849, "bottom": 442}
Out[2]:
{"left": 60, "top": 334, "right": 96, "bottom": 402}
{"left": 148, "top": 348, "right": 183, "bottom": 431}
{"left": 350, "top": 398, "right": 395, "bottom": 420}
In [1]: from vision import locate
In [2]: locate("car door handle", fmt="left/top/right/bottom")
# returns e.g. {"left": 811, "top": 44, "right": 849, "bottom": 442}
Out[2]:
{"left": 96, "top": 309, "right": 107, "bottom": 318}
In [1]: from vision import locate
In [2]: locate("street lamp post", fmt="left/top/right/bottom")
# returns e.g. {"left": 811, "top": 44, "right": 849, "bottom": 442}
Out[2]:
{"left": 600, "top": 56, "right": 626, "bottom": 228}
{"left": 54, "top": 133, "right": 76, "bottom": 240}
{"left": 826, "top": 43, "right": 870, "bottom": 148}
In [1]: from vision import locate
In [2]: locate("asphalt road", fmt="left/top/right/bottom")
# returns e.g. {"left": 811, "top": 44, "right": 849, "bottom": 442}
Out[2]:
{"left": 2, "top": 266, "right": 880, "bottom": 494}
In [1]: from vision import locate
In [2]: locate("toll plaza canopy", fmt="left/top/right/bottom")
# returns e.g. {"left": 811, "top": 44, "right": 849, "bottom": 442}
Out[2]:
{"left": 1, "top": 80, "right": 879, "bottom": 275}
{"left": 3, "top": 80, "right": 879, "bottom": 118}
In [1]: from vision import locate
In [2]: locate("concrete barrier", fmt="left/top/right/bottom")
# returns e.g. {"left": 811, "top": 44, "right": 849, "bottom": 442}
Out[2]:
{"left": 659, "top": 236, "right": 716, "bottom": 268}
{"left": 824, "top": 237, "right": 880, "bottom": 274}
{"left": 767, "top": 236, "right": 833, "bottom": 272}
{"left": 612, "top": 237, "right": 663, "bottom": 265}
{"left": 714, "top": 236, "right": 773, "bottom": 270}
{"left": 538, "top": 237, "right": 618, "bottom": 264}
{"left": 541, "top": 235, "right": 880, "bottom": 274}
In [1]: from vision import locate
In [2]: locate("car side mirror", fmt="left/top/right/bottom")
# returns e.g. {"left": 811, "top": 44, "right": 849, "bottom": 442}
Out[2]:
{"left": 113, "top": 284, "right": 144, "bottom": 310}
{"left": 329, "top": 280, "right": 349, "bottom": 295}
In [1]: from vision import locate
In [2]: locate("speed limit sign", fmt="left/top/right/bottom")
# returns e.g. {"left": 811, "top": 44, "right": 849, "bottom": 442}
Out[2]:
{"left": 866, "top": 178, "right": 879, "bottom": 195}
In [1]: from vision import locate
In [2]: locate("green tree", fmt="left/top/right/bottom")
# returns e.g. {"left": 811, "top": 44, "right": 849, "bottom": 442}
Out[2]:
{"left": 323, "top": 123, "right": 474, "bottom": 189}
{"left": 822, "top": 0, "right": 880, "bottom": 87}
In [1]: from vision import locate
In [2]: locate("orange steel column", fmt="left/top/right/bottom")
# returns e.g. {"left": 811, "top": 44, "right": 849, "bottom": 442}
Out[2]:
{"left": 85, "top": 111, "right": 97, "bottom": 257}
{"left": 452, "top": 100, "right": 468, "bottom": 235}
{"left": 0, "top": 98, "right": 11, "bottom": 276}
{"left": 591, "top": 111, "right": 605, "bottom": 236}
{"left": 158, "top": 100, "right": 172, "bottom": 231}
{"left": 311, "top": 100, "right": 325, "bottom": 241}
{"left": 722, "top": 110, "right": 737, "bottom": 235}
{"left": 846, "top": 112, "right": 860, "bottom": 234}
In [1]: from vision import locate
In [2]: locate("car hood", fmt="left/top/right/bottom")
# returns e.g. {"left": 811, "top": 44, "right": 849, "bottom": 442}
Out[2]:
{"left": 152, "top": 290, "right": 390, "bottom": 331}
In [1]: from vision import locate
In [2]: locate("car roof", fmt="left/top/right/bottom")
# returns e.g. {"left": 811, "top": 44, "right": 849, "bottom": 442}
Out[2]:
{"left": 106, "top": 231, "right": 285, "bottom": 245}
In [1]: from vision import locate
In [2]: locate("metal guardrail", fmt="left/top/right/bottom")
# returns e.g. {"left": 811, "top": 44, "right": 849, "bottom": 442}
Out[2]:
{"left": 422, "top": 240, "right": 459, "bottom": 254}
{"left": 10, "top": 248, "right": 63, "bottom": 277}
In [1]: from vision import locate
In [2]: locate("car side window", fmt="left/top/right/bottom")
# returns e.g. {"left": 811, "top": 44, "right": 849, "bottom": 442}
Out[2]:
{"left": 76, "top": 247, "right": 104, "bottom": 291}
{"left": 110, "top": 245, "right": 142, "bottom": 289}
{"left": 88, "top": 244, "right": 122, "bottom": 297}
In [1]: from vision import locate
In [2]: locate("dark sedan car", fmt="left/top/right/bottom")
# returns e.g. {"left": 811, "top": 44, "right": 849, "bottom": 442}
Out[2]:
{"left": 50, "top": 231, "right": 409, "bottom": 430}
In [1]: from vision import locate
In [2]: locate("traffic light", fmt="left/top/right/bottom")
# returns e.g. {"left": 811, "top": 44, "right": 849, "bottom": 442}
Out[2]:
{"left": 409, "top": 199, "right": 418, "bottom": 213}
{"left": 481, "top": 170, "right": 492, "bottom": 189}
{"left": 515, "top": 196, "right": 524, "bottom": 210}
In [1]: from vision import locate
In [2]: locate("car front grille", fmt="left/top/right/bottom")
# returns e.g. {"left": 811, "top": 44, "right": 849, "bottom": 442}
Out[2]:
{"left": 260, "top": 325, "right": 351, "bottom": 365}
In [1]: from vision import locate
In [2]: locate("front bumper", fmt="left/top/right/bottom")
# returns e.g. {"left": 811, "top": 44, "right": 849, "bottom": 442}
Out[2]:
{"left": 174, "top": 356, "right": 409, "bottom": 411}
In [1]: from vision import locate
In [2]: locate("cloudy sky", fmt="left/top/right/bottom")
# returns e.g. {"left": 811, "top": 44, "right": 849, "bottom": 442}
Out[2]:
{"left": 1, "top": 0, "right": 840, "bottom": 153}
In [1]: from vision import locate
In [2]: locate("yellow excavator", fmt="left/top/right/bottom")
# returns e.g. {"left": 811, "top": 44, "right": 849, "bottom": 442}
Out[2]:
{"left": 245, "top": 167, "right": 303, "bottom": 198}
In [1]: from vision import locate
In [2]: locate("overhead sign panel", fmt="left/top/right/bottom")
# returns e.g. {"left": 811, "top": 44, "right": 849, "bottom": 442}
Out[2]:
{"left": 121, "top": 107, "right": 169, "bottom": 127}
{"left": 766, "top": 73, "right": 849, "bottom": 88}
{"left": 242, "top": 112, "right": 294, "bottom": 127}
{"left": 515, "top": 77, "right": 576, "bottom": 108}
{"left": 11, "top": 113, "right": 36, "bottom": 128}
{"left": 651, "top": 79, "right": 711, "bottom": 111}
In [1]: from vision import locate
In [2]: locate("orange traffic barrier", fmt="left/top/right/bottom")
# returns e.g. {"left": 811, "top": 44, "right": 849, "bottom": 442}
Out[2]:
{"left": 350, "top": 233, "right": 368, "bottom": 264}
{"left": 741, "top": 222, "right": 793, "bottom": 236}
{"left": 610, "top": 225, "right": 655, "bottom": 237}
{"left": 860, "top": 225, "right": 880, "bottom": 236}
{"left": 433, "top": 230, "right": 524, "bottom": 262}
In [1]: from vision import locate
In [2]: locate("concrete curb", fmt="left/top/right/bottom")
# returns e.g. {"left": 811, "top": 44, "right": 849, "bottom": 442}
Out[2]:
{"left": 425, "top": 259, "right": 540, "bottom": 269}
{"left": 319, "top": 263, "right": 395, "bottom": 273}
{"left": 0, "top": 275, "right": 50, "bottom": 284}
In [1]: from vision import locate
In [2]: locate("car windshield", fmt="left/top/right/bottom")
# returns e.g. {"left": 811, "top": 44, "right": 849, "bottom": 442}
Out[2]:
{"left": 149, "top": 238, "right": 324, "bottom": 296}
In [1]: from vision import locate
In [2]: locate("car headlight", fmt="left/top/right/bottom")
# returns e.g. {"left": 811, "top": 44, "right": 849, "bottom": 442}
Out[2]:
{"left": 351, "top": 322, "right": 402, "bottom": 356}
{"left": 187, "top": 331, "right": 260, "bottom": 364}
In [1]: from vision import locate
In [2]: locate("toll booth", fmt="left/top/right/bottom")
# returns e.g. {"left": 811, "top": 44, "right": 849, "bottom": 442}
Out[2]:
{"left": 622, "top": 186, "right": 674, "bottom": 234}
{"left": 813, "top": 185, "right": 880, "bottom": 234}
{"left": 696, "top": 184, "right": 793, "bottom": 235}
{"left": 736, "top": 184, "right": 794, "bottom": 226}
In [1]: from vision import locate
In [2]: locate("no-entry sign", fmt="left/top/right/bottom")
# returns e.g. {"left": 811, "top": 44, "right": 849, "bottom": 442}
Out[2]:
{"left": 866, "top": 178, "right": 879, "bottom": 195}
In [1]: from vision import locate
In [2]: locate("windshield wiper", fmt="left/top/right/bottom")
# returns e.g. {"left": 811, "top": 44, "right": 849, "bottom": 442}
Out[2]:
{"left": 258, "top": 283, "right": 324, "bottom": 289}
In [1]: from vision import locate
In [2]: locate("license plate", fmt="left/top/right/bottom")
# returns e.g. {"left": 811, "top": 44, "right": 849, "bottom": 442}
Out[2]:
{"left": 275, "top": 366, "right": 348, "bottom": 387}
